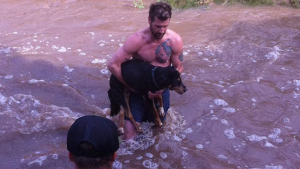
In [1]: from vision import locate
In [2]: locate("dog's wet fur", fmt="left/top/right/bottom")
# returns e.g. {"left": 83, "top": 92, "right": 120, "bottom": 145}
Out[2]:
{"left": 108, "top": 59, "right": 187, "bottom": 135}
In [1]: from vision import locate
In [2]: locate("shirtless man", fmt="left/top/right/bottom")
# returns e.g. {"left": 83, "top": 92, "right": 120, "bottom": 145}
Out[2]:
{"left": 108, "top": 2, "right": 184, "bottom": 140}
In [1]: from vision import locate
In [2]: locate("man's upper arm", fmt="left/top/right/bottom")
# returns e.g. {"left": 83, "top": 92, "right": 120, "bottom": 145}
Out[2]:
{"left": 109, "top": 33, "right": 143, "bottom": 72}
{"left": 111, "top": 34, "right": 142, "bottom": 65}
{"left": 171, "top": 35, "right": 184, "bottom": 73}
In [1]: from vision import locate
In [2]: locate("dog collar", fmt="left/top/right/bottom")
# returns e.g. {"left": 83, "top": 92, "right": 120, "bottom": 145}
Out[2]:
{"left": 151, "top": 67, "right": 162, "bottom": 90}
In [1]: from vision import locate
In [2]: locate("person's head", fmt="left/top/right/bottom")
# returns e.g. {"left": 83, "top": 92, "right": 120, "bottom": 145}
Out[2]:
{"left": 67, "top": 115, "right": 119, "bottom": 169}
{"left": 148, "top": 2, "right": 172, "bottom": 39}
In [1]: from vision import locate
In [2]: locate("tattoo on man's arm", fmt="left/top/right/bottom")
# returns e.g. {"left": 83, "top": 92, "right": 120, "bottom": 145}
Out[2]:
{"left": 179, "top": 53, "right": 184, "bottom": 62}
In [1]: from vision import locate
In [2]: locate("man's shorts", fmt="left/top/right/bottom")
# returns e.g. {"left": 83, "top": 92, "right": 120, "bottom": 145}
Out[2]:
{"left": 124, "top": 89, "right": 170, "bottom": 123}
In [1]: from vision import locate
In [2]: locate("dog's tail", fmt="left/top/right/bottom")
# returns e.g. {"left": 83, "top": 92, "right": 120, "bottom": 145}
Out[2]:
{"left": 108, "top": 89, "right": 127, "bottom": 116}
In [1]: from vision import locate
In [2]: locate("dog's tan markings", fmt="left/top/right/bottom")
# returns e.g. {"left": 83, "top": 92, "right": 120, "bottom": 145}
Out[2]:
{"left": 146, "top": 98, "right": 163, "bottom": 127}
{"left": 118, "top": 107, "right": 125, "bottom": 135}
{"left": 124, "top": 88, "right": 143, "bottom": 133}
{"left": 156, "top": 95, "right": 165, "bottom": 117}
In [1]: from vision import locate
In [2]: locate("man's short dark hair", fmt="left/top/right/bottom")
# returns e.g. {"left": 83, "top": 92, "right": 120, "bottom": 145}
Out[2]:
{"left": 71, "top": 142, "right": 114, "bottom": 169}
{"left": 149, "top": 2, "right": 172, "bottom": 22}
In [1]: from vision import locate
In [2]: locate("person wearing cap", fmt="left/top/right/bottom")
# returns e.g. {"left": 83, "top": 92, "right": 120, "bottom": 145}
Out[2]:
{"left": 67, "top": 115, "right": 119, "bottom": 169}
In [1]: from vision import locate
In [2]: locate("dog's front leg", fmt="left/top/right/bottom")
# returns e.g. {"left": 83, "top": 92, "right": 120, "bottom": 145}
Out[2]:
{"left": 118, "top": 106, "right": 125, "bottom": 135}
{"left": 146, "top": 97, "right": 163, "bottom": 127}
{"left": 156, "top": 95, "right": 164, "bottom": 117}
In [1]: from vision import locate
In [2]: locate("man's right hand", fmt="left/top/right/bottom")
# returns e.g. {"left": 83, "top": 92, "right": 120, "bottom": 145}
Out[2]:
{"left": 148, "top": 90, "right": 163, "bottom": 99}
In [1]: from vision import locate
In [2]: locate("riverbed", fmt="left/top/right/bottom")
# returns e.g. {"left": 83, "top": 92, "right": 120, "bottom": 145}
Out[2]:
{"left": 0, "top": 0, "right": 300, "bottom": 168}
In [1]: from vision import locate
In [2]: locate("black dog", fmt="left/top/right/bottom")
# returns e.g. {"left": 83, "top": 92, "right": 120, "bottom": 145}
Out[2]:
{"left": 108, "top": 59, "right": 187, "bottom": 135}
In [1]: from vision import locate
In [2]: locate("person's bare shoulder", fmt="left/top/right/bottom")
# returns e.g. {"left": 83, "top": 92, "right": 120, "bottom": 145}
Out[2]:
{"left": 123, "top": 29, "right": 148, "bottom": 52}
{"left": 168, "top": 29, "right": 182, "bottom": 44}
{"left": 167, "top": 29, "right": 183, "bottom": 52}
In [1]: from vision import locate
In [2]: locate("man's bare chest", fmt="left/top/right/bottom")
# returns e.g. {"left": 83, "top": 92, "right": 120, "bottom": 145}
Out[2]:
{"left": 134, "top": 39, "right": 173, "bottom": 64}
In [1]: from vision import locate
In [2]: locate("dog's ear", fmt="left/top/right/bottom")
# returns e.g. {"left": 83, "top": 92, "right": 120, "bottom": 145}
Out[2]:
{"left": 168, "top": 66, "right": 180, "bottom": 78}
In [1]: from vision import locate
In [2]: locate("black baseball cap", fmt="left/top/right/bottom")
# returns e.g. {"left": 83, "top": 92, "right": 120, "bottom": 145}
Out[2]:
{"left": 67, "top": 115, "right": 119, "bottom": 158}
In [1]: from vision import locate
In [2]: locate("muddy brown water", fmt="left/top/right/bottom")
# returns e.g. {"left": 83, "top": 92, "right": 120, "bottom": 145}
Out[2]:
{"left": 1, "top": 0, "right": 300, "bottom": 168}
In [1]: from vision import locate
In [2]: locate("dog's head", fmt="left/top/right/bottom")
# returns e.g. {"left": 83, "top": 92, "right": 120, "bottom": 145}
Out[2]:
{"left": 168, "top": 66, "right": 187, "bottom": 94}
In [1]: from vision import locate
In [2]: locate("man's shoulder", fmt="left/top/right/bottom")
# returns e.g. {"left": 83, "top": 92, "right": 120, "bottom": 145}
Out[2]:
{"left": 167, "top": 29, "right": 182, "bottom": 42}
{"left": 127, "top": 29, "right": 149, "bottom": 44}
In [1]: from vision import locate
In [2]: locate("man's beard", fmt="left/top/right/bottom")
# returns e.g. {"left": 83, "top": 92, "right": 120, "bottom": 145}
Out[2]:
{"left": 150, "top": 25, "right": 165, "bottom": 39}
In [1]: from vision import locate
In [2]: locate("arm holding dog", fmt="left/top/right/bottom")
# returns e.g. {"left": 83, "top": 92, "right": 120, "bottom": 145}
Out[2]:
{"left": 108, "top": 33, "right": 143, "bottom": 91}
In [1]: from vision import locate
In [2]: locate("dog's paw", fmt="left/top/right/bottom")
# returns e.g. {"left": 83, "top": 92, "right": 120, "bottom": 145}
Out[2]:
{"left": 155, "top": 120, "right": 163, "bottom": 127}
{"left": 118, "top": 128, "right": 124, "bottom": 136}
{"left": 159, "top": 108, "right": 165, "bottom": 117}
{"left": 136, "top": 127, "right": 143, "bottom": 134}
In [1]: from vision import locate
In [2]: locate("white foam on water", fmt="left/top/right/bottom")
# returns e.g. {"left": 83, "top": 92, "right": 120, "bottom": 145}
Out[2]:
{"left": 117, "top": 108, "right": 186, "bottom": 161}
{"left": 265, "top": 141, "right": 277, "bottom": 148}
{"left": 223, "top": 128, "right": 235, "bottom": 139}
{"left": 0, "top": 47, "right": 11, "bottom": 54}
{"left": 294, "top": 80, "right": 300, "bottom": 86}
{"left": 223, "top": 107, "right": 236, "bottom": 113}
{"left": 145, "top": 153, "right": 153, "bottom": 158}
{"left": 64, "top": 66, "right": 74, "bottom": 72}
{"left": 51, "top": 45, "right": 59, "bottom": 50}
{"left": 136, "top": 156, "right": 143, "bottom": 160}
{"left": 196, "top": 122, "right": 202, "bottom": 127}
{"left": 221, "top": 119, "right": 229, "bottom": 125}
{"left": 112, "top": 160, "right": 122, "bottom": 169}
{"left": 4, "top": 75, "right": 13, "bottom": 79}
{"left": 211, "top": 115, "right": 218, "bottom": 120}
{"left": 51, "top": 154, "right": 58, "bottom": 160}
{"left": 28, "top": 79, "right": 45, "bottom": 84}
{"left": 0, "top": 94, "right": 8, "bottom": 105}
{"left": 143, "top": 159, "right": 159, "bottom": 169}
{"left": 217, "top": 154, "right": 228, "bottom": 159}
{"left": 248, "top": 134, "right": 267, "bottom": 142}
{"left": 172, "top": 135, "right": 182, "bottom": 142}
{"left": 58, "top": 47, "right": 67, "bottom": 52}
{"left": 196, "top": 144, "right": 204, "bottom": 150}
{"left": 268, "top": 128, "right": 283, "bottom": 143}
{"left": 214, "top": 99, "right": 228, "bottom": 106}
{"left": 117, "top": 122, "right": 156, "bottom": 156}
{"left": 1, "top": 94, "right": 83, "bottom": 135}
{"left": 265, "top": 46, "right": 281, "bottom": 62}
{"left": 92, "top": 58, "right": 107, "bottom": 64}
{"left": 27, "top": 155, "right": 47, "bottom": 166}
{"left": 88, "top": 32, "right": 95, "bottom": 36}
{"left": 293, "top": 91, "right": 300, "bottom": 99}
{"left": 283, "top": 118, "right": 290, "bottom": 124}
{"left": 160, "top": 152, "right": 167, "bottom": 159}
{"left": 183, "top": 127, "right": 193, "bottom": 134}
{"left": 100, "top": 68, "right": 109, "bottom": 74}
{"left": 265, "top": 165, "right": 283, "bottom": 169}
